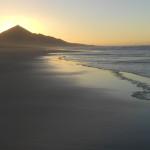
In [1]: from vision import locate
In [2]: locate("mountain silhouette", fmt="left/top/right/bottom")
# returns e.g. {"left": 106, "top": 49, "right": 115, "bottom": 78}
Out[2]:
{"left": 0, "top": 25, "right": 81, "bottom": 46}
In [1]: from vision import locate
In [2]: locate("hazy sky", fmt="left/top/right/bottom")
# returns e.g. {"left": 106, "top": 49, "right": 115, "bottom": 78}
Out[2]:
{"left": 0, "top": 0, "right": 150, "bottom": 45}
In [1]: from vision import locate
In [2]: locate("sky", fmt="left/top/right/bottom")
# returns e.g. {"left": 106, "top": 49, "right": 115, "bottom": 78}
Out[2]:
{"left": 0, "top": 0, "right": 150, "bottom": 45}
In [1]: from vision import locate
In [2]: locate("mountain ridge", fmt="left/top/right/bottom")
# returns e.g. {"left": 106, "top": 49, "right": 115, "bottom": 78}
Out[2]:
{"left": 0, "top": 25, "right": 84, "bottom": 47}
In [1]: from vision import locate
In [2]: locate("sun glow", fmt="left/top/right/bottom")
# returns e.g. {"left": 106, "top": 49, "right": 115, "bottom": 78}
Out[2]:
{"left": 0, "top": 16, "right": 43, "bottom": 33}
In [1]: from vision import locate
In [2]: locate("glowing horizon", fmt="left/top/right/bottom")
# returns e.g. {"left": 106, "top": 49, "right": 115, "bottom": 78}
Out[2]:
{"left": 0, "top": 0, "right": 150, "bottom": 45}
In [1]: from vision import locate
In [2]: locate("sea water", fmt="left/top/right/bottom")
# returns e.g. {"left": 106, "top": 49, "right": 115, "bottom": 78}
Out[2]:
{"left": 51, "top": 46, "right": 150, "bottom": 100}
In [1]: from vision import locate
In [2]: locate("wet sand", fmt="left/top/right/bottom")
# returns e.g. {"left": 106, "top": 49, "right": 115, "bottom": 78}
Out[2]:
{"left": 1, "top": 53, "right": 150, "bottom": 150}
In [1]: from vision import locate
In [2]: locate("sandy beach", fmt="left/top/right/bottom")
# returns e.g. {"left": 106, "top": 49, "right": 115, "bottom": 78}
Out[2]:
{"left": 1, "top": 53, "right": 150, "bottom": 150}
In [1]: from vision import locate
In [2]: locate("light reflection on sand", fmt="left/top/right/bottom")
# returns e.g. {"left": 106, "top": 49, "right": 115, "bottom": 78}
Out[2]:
{"left": 43, "top": 55, "right": 147, "bottom": 101}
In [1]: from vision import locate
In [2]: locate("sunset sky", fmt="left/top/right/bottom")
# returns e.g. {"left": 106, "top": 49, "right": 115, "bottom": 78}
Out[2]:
{"left": 0, "top": 0, "right": 150, "bottom": 45}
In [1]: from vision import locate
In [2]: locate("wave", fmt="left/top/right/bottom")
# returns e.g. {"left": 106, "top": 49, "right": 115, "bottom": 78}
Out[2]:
{"left": 113, "top": 72, "right": 150, "bottom": 100}
{"left": 49, "top": 46, "right": 150, "bottom": 100}
{"left": 57, "top": 55, "right": 150, "bottom": 101}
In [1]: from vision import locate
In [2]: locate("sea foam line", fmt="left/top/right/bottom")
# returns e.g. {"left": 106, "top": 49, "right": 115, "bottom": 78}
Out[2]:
{"left": 113, "top": 72, "right": 150, "bottom": 100}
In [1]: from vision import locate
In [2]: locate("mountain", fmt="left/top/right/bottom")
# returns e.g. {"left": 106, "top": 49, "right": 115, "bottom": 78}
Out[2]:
{"left": 0, "top": 25, "right": 82, "bottom": 47}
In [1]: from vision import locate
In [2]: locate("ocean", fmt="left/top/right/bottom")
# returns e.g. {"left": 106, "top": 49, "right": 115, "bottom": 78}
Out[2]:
{"left": 50, "top": 46, "right": 150, "bottom": 100}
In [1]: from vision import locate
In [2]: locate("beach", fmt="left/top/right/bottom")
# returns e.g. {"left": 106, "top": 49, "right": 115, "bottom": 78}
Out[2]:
{"left": 1, "top": 52, "right": 150, "bottom": 150}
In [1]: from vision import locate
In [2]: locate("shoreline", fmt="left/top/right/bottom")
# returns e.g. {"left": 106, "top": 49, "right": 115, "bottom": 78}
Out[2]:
{"left": 48, "top": 54, "right": 150, "bottom": 101}
{"left": 57, "top": 53, "right": 150, "bottom": 79}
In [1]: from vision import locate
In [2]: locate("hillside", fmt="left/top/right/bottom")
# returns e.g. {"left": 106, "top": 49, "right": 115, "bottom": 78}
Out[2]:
{"left": 0, "top": 25, "right": 82, "bottom": 47}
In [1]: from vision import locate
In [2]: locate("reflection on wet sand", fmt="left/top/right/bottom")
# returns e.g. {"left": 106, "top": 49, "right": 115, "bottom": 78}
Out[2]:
{"left": 47, "top": 55, "right": 149, "bottom": 101}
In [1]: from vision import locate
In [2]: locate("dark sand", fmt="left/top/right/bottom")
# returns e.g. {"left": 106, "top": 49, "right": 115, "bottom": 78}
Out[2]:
{"left": 1, "top": 53, "right": 150, "bottom": 150}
